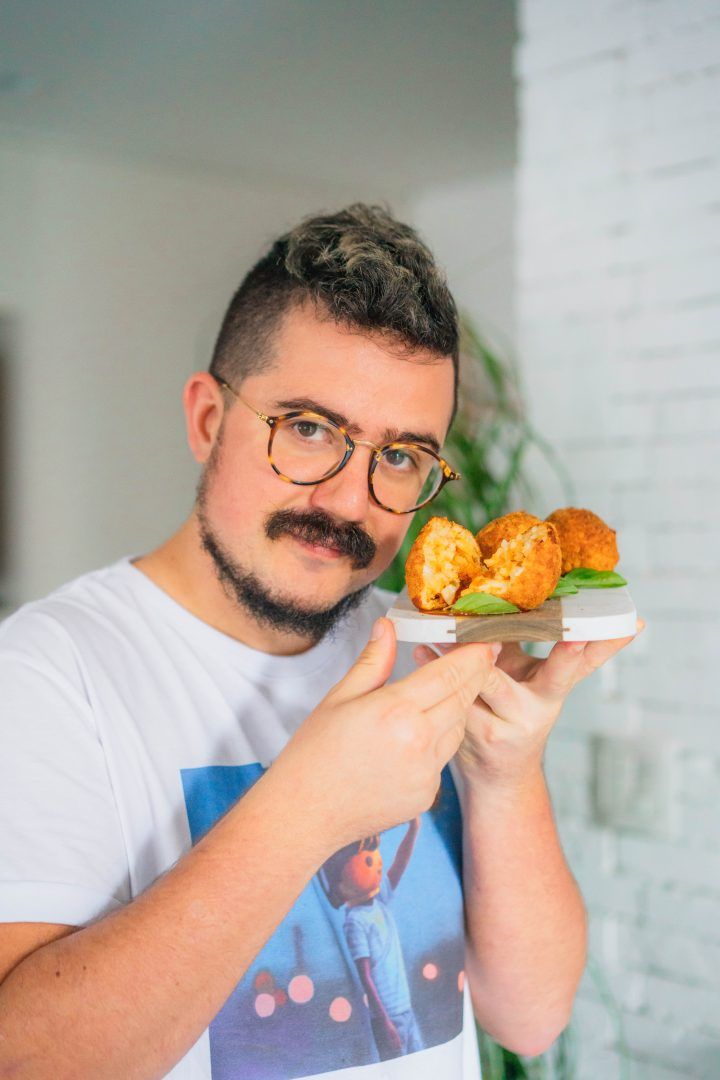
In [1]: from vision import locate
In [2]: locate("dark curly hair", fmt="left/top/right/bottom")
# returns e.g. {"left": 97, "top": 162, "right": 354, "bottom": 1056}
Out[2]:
{"left": 209, "top": 203, "right": 459, "bottom": 418}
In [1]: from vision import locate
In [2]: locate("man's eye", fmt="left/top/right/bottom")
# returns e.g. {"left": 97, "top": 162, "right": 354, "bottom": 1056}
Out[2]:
{"left": 384, "top": 448, "right": 416, "bottom": 470}
{"left": 290, "top": 419, "right": 334, "bottom": 441}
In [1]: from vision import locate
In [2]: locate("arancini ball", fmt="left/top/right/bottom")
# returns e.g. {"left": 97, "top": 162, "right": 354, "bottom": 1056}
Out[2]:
{"left": 545, "top": 507, "right": 619, "bottom": 574}
{"left": 460, "top": 520, "right": 562, "bottom": 611}
{"left": 405, "top": 517, "right": 481, "bottom": 611}
{"left": 476, "top": 511, "right": 544, "bottom": 560}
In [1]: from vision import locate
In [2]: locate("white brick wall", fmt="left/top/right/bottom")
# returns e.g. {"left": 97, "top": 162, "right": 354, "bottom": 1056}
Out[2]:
{"left": 516, "top": 1, "right": 720, "bottom": 1076}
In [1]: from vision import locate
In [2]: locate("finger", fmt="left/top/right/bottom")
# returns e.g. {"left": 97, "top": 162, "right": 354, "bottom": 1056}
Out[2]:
{"left": 423, "top": 650, "right": 521, "bottom": 726}
{"left": 415, "top": 641, "right": 503, "bottom": 664}
{"left": 527, "top": 639, "right": 591, "bottom": 699}
{"left": 413, "top": 641, "right": 526, "bottom": 722}
{"left": 435, "top": 717, "right": 467, "bottom": 766}
{"left": 329, "top": 617, "right": 397, "bottom": 704}
{"left": 495, "top": 641, "right": 538, "bottom": 681}
{"left": 579, "top": 627, "right": 641, "bottom": 673}
{"left": 413, "top": 644, "right": 440, "bottom": 666}
{"left": 529, "top": 612, "right": 646, "bottom": 696}
{"left": 416, "top": 643, "right": 507, "bottom": 721}
{"left": 573, "top": 616, "right": 646, "bottom": 678}
{"left": 422, "top": 688, "right": 472, "bottom": 735}
{"left": 398, "top": 642, "right": 499, "bottom": 711}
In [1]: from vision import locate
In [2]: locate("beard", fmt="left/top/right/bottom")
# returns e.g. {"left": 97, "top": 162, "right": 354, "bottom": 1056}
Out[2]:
{"left": 195, "top": 446, "right": 378, "bottom": 643}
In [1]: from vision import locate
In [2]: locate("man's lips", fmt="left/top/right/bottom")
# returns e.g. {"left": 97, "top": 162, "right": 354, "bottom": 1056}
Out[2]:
{"left": 289, "top": 535, "right": 345, "bottom": 559}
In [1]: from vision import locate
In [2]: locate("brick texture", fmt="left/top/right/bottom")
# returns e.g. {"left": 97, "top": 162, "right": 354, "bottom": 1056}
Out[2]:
{"left": 516, "top": 1, "right": 720, "bottom": 1076}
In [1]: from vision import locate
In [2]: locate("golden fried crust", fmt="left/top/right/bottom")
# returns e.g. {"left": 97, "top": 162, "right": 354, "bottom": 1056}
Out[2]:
{"left": 405, "top": 516, "right": 481, "bottom": 611}
{"left": 476, "top": 511, "right": 543, "bottom": 560}
{"left": 546, "top": 507, "right": 619, "bottom": 574}
{"left": 461, "top": 522, "right": 562, "bottom": 610}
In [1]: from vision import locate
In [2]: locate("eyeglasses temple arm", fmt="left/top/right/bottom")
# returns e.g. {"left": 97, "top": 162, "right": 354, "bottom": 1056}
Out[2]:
{"left": 215, "top": 377, "right": 273, "bottom": 426}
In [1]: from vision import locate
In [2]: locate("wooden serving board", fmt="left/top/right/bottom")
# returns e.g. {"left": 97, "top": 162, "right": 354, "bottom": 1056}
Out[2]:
{"left": 386, "top": 585, "right": 637, "bottom": 644}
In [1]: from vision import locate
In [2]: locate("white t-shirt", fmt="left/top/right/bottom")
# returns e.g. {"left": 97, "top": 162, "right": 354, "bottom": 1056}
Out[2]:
{"left": 0, "top": 558, "right": 481, "bottom": 1079}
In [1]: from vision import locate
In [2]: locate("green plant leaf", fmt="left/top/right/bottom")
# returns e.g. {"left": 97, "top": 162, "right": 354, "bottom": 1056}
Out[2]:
{"left": 563, "top": 568, "right": 627, "bottom": 588}
{"left": 451, "top": 592, "right": 520, "bottom": 615}
{"left": 550, "top": 578, "right": 580, "bottom": 597}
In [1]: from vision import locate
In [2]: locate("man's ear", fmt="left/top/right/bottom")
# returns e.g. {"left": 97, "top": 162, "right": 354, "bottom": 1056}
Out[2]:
{"left": 183, "top": 372, "right": 225, "bottom": 464}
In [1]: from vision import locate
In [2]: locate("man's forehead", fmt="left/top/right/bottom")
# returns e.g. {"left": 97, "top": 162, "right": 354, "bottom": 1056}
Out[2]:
{"left": 273, "top": 302, "right": 451, "bottom": 371}
{"left": 258, "top": 306, "right": 456, "bottom": 436}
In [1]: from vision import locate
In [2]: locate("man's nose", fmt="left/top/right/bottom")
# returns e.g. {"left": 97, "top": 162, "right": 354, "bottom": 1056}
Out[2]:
{"left": 307, "top": 445, "right": 373, "bottom": 522}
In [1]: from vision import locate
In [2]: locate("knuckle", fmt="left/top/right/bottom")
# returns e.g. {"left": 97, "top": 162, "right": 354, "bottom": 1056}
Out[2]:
{"left": 440, "top": 660, "right": 465, "bottom": 698}
{"left": 481, "top": 666, "right": 504, "bottom": 698}
{"left": 547, "top": 673, "right": 574, "bottom": 697}
{"left": 456, "top": 681, "right": 478, "bottom": 714}
{"left": 387, "top": 707, "right": 430, "bottom": 757}
{"left": 393, "top": 716, "right": 418, "bottom": 749}
{"left": 412, "top": 724, "right": 434, "bottom": 758}
{"left": 481, "top": 716, "right": 504, "bottom": 745}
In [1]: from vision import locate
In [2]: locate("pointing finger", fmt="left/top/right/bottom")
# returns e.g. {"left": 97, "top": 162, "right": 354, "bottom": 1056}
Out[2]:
{"left": 396, "top": 642, "right": 499, "bottom": 711}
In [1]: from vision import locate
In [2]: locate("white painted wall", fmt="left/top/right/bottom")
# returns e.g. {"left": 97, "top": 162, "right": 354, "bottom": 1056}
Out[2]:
{"left": 408, "top": 172, "right": 515, "bottom": 351}
{"left": 516, "top": 1, "right": 720, "bottom": 1076}
{"left": 0, "top": 139, "right": 370, "bottom": 606}
{"left": 0, "top": 134, "right": 514, "bottom": 612}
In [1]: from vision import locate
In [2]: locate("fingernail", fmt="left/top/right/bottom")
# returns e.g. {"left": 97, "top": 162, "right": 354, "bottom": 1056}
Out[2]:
{"left": 568, "top": 641, "right": 586, "bottom": 653}
{"left": 371, "top": 618, "right": 385, "bottom": 641}
{"left": 490, "top": 642, "right": 502, "bottom": 660}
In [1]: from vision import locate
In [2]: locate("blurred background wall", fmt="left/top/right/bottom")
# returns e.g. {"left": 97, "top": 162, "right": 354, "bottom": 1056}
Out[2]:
{"left": 0, "top": 0, "right": 515, "bottom": 606}
{"left": 516, "top": 2, "right": 720, "bottom": 1078}
{"left": 2, "top": 2, "right": 720, "bottom": 1078}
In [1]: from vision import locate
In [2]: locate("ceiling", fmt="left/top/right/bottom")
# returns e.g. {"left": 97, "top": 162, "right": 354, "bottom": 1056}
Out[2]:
{"left": 0, "top": 0, "right": 516, "bottom": 195}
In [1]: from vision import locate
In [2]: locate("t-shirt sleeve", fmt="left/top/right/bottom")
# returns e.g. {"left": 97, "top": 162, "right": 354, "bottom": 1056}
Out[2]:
{"left": 0, "top": 608, "right": 131, "bottom": 926}
{"left": 344, "top": 911, "right": 370, "bottom": 961}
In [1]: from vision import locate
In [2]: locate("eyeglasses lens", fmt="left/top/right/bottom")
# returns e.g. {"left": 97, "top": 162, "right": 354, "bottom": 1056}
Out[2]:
{"left": 271, "top": 415, "right": 347, "bottom": 482}
{"left": 270, "top": 415, "right": 443, "bottom": 512}
{"left": 372, "top": 446, "right": 443, "bottom": 512}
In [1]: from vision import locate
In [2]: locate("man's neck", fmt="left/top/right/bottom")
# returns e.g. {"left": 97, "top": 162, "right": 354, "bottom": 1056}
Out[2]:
{"left": 132, "top": 517, "right": 320, "bottom": 657}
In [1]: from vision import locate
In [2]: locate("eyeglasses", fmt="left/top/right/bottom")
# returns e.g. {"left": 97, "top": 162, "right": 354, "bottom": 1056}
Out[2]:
{"left": 214, "top": 376, "right": 461, "bottom": 514}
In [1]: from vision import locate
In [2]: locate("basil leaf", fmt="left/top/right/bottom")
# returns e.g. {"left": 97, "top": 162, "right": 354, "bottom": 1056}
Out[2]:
{"left": 451, "top": 592, "right": 520, "bottom": 615}
{"left": 562, "top": 567, "right": 627, "bottom": 588}
{"left": 550, "top": 579, "right": 579, "bottom": 597}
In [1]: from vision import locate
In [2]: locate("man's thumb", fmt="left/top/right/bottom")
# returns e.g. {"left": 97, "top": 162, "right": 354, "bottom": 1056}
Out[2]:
{"left": 330, "top": 617, "right": 398, "bottom": 703}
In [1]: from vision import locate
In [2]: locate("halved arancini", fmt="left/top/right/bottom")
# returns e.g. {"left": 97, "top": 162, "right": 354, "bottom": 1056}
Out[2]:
{"left": 405, "top": 516, "right": 481, "bottom": 611}
{"left": 460, "top": 520, "right": 562, "bottom": 611}
{"left": 476, "top": 510, "right": 544, "bottom": 560}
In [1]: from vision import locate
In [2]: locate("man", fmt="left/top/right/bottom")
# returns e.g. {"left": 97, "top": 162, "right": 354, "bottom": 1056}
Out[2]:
{"left": 0, "top": 204, "right": 642, "bottom": 1078}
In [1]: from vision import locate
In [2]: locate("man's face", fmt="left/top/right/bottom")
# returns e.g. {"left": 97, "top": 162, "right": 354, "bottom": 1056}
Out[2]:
{"left": 195, "top": 302, "right": 455, "bottom": 640}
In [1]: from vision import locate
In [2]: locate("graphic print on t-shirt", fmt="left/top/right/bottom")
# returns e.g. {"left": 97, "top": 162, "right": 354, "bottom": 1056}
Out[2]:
{"left": 181, "top": 765, "right": 465, "bottom": 1079}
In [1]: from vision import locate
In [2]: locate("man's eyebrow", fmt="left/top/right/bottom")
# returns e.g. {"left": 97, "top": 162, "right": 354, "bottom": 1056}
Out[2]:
{"left": 273, "top": 397, "right": 443, "bottom": 454}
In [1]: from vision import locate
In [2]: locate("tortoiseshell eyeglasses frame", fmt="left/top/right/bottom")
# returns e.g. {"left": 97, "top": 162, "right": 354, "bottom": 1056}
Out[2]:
{"left": 213, "top": 375, "right": 461, "bottom": 514}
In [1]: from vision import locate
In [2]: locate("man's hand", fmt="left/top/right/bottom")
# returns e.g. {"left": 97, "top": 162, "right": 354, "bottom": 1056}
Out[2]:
{"left": 413, "top": 617, "right": 646, "bottom": 786}
{"left": 271, "top": 618, "right": 499, "bottom": 850}
{"left": 424, "top": 619, "right": 646, "bottom": 1055}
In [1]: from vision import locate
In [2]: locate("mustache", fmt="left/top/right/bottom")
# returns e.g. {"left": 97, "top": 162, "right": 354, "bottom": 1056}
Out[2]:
{"left": 265, "top": 509, "right": 377, "bottom": 570}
